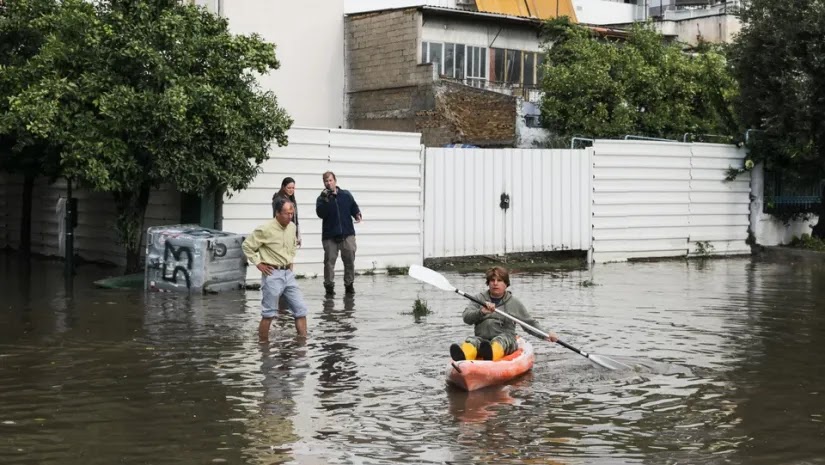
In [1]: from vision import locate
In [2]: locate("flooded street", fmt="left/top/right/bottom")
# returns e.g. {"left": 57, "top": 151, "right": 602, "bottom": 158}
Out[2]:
{"left": 1, "top": 252, "right": 824, "bottom": 465}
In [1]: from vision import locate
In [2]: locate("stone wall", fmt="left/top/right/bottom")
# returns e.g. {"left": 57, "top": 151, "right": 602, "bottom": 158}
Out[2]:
{"left": 414, "top": 81, "right": 517, "bottom": 147}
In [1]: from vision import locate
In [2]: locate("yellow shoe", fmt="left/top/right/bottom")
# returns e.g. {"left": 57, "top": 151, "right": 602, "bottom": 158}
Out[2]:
{"left": 450, "top": 342, "right": 477, "bottom": 361}
{"left": 491, "top": 341, "right": 505, "bottom": 361}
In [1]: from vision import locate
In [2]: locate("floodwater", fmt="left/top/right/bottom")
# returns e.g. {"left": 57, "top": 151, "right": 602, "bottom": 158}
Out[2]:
{"left": 1, "top": 251, "right": 824, "bottom": 465}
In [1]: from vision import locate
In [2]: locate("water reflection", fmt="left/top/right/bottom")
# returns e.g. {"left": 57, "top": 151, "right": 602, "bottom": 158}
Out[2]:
{"left": 446, "top": 384, "right": 518, "bottom": 424}
{"left": 316, "top": 294, "right": 360, "bottom": 412}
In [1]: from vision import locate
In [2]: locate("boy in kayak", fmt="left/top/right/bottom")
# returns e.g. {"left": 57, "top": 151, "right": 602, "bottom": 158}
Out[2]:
{"left": 450, "top": 266, "right": 558, "bottom": 361}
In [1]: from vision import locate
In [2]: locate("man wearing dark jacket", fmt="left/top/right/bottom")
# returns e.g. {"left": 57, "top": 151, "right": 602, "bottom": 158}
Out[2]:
{"left": 316, "top": 171, "right": 362, "bottom": 296}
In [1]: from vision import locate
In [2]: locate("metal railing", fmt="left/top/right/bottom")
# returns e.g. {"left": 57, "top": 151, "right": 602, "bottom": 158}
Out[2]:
{"left": 763, "top": 171, "right": 823, "bottom": 215}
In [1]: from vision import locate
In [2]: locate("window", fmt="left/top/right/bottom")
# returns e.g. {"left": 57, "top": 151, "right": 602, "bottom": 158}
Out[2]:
{"left": 422, "top": 41, "right": 484, "bottom": 84}
{"left": 466, "top": 45, "right": 486, "bottom": 86}
{"left": 491, "top": 48, "right": 505, "bottom": 82}
{"left": 455, "top": 44, "right": 466, "bottom": 79}
{"left": 523, "top": 52, "right": 535, "bottom": 87}
{"left": 536, "top": 53, "right": 545, "bottom": 84}
{"left": 421, "top": 41, "right": 444, "bottom": 74}
{"left": 505, "top": 50, "right": 521, "bottom": 84}
{"left": 444, "top": 43, "right": 455, "bottom": 78}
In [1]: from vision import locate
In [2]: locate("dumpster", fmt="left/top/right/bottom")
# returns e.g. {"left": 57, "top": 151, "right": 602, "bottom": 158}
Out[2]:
{"left": 145, "top": 225, "right": 247, "bottom": 293}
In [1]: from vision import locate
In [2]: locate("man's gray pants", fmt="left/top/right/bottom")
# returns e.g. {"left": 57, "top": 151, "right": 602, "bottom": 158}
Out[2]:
{"left": 322, "top": 235, "right": 357, "bottom": 286}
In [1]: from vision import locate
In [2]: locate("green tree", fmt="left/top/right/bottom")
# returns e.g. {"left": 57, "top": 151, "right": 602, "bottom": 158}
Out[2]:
{"left": 539, "top": 18, "right": 737, "bottom": 142}
{"left": 0, "top": 0, "right": 63, "bottom": 254}
{"left": 729, "top": 0, "right": 825, "bottom": 237}
{"left": 2, "top": 0, "right": 292, "bottom": 271}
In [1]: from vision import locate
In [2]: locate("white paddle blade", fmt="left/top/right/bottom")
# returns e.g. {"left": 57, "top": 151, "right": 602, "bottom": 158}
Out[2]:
{"left": 408, "top": 265, "right": 456, "bottom": 292}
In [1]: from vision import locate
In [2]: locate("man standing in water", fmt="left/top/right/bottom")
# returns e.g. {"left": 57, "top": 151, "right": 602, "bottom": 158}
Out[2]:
{"left": 316, "top": 171, "right": 362, "bottom": 296}
{"left": 242, "top": 198, "right": 308, "bottom": 341}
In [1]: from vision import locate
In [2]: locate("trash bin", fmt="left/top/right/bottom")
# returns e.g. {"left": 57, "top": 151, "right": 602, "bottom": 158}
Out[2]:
{"left": 144, "top": 224, "right": 247, "bottom": 293}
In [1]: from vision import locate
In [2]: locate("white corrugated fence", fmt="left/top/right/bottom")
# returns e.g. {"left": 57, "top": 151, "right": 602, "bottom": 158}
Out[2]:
{"left": 221, "top": 127, "right": 424, "bottom": 280}
{"left": 424, "top": 148, "right": 592, "bottom": 258}
{"left": 591, "top": 140, "right": 750, "bottom": 263}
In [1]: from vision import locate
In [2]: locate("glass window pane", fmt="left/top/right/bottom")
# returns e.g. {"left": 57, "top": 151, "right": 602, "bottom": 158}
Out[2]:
{"left": 506, "top": 50, "right": 521, "bottom": 84}
{"left": 536, "top": 53, "right": 545, "bottom": 83}
{"left": 445, "top": 43, "right": 455, "bottom": 78}
{"left": 421, "top": 42, "right": 428, "bottom": 63}
{"left": 524, "top": 52, "right": 535, "bottom": 87}
{"left": 431, "top": 43, "right": 443, "bottom": 74}
{"left": 493, "top": 48, "right": 505, "bottom": 82}
{"left": 455, "top": 44, "right": 466, "bottom": 79}
{"left": 481, "top": 48, "right": 487, "bottom": 79}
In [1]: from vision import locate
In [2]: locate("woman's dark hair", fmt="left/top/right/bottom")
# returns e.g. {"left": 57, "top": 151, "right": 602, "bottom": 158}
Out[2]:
{"left": 278, "top": 177, "right": 296, "bottom": 199}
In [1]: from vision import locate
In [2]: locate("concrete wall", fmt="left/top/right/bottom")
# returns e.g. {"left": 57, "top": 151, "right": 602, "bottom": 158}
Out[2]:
{"left": 653, "top": 13, "right": 742, "bottom": 46}
{"left": 749, "top": 163, "right": 817, "bottom": 246}
{"left": 346, "top": 9, "right": 435, "bottom": 133}
{"left": 219, "top": 0, "right": 346, "bottom": 128}
{"left": 346, "top": 0, "right": 458, "bottom": 13}
{"left": 573, "top": 0, "right": 642, "bottom": 25}
{"left": 346, "top": 9, "right": 432, "bottom": 93}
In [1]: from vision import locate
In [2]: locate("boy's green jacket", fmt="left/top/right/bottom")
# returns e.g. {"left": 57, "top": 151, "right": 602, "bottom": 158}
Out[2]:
{"left": 462, "top": 290, "right": 546, "bottom": 340}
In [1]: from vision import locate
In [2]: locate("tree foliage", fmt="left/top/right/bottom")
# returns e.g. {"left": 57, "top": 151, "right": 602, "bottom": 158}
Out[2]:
{"left": 729, "top": 0, "right": 825, "bottom": 178}
{"left": 1, "top": 0, "right": 292, "bottom": 271}
{"left": 0, "top": 0, "right": 62, "bottom": 177}
{"left": 729, "top": 0, "right": 825, "bottom": 236}
{"left": 539, "top": 18, "right": 737, "bottom": 142}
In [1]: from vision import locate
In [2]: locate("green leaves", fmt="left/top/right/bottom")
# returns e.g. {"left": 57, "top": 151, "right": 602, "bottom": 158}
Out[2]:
{"left": 729, "top": 0, "right": 825, "bottom": 181}
{"left": 1, "top": 0, "right": 292, "bottom": 193}
{"left": 1, "top": 0, "right": 292, "bottom": 268}
{"left": 539, "top": 20, "right": 737, "bottom": 142}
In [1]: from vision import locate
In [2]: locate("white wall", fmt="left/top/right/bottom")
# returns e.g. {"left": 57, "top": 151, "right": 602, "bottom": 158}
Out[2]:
{"left": 219, "top": 1, "right": 346, "bottom": 129}
{"left": 591, "top": 140, "right": 751, "bottom": 263}
{"left": 749, "top": 163, "right": 817, "bottom": 246}
{"left": 654, "top": 14, "right": 742, "bottom": 46}
{"left": 573, "top": 0, "right": 641, "bottom": 25}
{"left": 222, "top": 127, "right": 424, "bottom": 280}
{"left": 424, "top": 148, "right": 592, "bottom": 258}
{"left": 345, "top": 0, "right": 457, "bottom": 13}
{"left": 421, "top": 16, "right": 542, "bottom": 52}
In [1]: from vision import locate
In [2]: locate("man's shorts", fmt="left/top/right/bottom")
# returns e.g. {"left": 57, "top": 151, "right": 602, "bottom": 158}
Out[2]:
{"left": 261, "top": 270, "right": 308, "bottom": 319}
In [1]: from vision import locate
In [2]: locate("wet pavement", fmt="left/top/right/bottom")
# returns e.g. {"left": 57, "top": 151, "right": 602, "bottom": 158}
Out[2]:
{"left": 1, "top": 251, "right": 824, "bottom": 464}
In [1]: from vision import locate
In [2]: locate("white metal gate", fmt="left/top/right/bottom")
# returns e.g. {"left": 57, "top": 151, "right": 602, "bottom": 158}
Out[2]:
{"left": 423, "top": 148, "right": 592, "bottom": 258}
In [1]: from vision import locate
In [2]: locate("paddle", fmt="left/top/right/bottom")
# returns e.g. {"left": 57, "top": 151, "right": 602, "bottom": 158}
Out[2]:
{"left": 408, "top": 264, "right": 630, "bottom": 371}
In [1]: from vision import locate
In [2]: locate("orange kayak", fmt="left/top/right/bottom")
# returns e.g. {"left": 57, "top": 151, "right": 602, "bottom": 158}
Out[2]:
{"left": 446, "top": 337, "right": 535, "bottom": 391}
